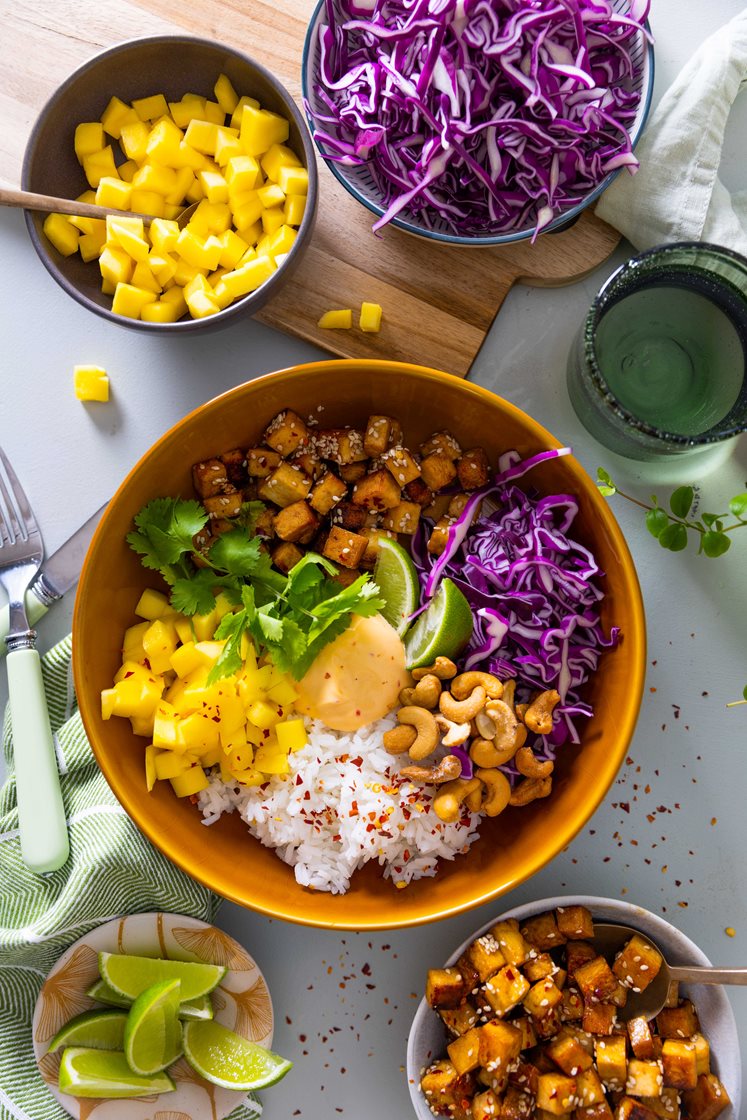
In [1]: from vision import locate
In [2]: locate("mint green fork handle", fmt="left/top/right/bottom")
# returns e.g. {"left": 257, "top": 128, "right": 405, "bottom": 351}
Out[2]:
{"left": 0, "top": 593, "right": 49, "bottom": 657}
{"left": 7, "top": 647, "right": 69, "bottom": 873}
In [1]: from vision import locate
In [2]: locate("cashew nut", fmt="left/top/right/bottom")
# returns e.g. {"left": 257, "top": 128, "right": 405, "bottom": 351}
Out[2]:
{"left": 396, "top": 706, "right": 440, "bottom": 761}
{"left": 451, "top": 671, "right": 504, "bottom": 701}
{"left": 399, "top": 674, "right": 442, "bottom": 709}
{"left": 474, "top": 708, "right": 498, "bottom": 740}
{"left": 435, "top": 713, "right": 472, "bottom": 746}
{"left": 439, "top": 686, "right": 487, "bottom": 723}
{"left": 400, "top": 755, "right": 462, "bottom": 784}
{"left": 475, "top": 768, "right": 511, "bottom": 817}
{"left": 515, "top": 702, "right": 529, "bottom": 723}
{"left": 383, "top": 725, "right": 417, "bottom": 755}
{"left": 515, "top": 745, "right": 554, "bottom": 779}
{"left": 509, "top": 776, "right": 553, "bottom": 806}
{"left": 469, "top": 736, "right": 520, "bottom": 768}
{"left": 433, "top": 777, "right": 483, "bottom": 823}
{"left": 500, "top": 679, "right": 516, "bottom": 711}
{"left": 411, "top": 656, "right": 457, "bottom": 681}
{"left": 523, "top": 689, "right": 561, "bottom": 735}
{"left": 485, "top": 698, "right": 519, "bottom": 745}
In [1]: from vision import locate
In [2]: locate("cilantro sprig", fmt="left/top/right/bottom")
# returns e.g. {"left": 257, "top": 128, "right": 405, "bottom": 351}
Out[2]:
{"left": 127, "top": 497, "right": 385, "bottom": 682}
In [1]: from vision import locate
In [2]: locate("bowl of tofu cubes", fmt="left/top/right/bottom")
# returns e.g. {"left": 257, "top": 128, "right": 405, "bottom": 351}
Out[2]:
{"left": 21, "top": 35, "right": 317, "bottom": 329}
{"left": 408, "top": 896, "right": 740, "bottom": 1120}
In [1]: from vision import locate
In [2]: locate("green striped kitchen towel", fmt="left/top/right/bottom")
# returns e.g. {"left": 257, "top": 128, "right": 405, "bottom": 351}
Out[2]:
{"left": 0, "top": 635, "right": 261, "bottom": 1120}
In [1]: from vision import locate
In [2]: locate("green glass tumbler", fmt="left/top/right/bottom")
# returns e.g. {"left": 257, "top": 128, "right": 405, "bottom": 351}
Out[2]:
{"left": 566, "top": 242, "right": 747, "bottom": 460}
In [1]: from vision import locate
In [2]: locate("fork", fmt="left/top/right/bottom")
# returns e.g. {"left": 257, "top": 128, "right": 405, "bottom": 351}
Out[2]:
{"left": 0, "top": 449, "right": 69, "bottom": 873}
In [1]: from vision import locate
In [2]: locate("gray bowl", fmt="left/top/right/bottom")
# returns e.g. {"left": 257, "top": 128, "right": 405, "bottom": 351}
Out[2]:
{"left": 22, "top": 35, "right": 318, "bottom": 332}
{"left": 407, "top": 894, "right": 741, "bottom": 1119}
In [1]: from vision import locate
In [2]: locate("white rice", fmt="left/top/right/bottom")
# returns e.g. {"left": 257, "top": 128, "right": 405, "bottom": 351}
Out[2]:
{"left": 196, "top": 716, "right": 481, "bottom": 894}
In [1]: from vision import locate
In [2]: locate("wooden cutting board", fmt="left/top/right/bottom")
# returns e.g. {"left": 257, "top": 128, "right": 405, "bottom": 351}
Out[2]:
{"left": 1, "top": 0, "right": 621, "bottom": 376}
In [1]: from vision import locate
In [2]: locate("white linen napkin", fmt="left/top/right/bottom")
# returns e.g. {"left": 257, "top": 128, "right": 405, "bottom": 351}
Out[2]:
{"left": 595, "top": 9, "right": 747, "bottom": 255}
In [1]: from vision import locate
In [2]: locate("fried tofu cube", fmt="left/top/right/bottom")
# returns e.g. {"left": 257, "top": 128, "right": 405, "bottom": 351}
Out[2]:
{"left": 359, "top": 528, "right": 396, "bottom": 568}
{"left": 478, "top": 1019, "right": 522, "bottom": 1073}
{"left": 426, "top": 966, "right": 468, "bottom": 1010}
{"left": 455, "top": 953, "right": 481, "bottom": 995}
{"left": 262, "top": 409, "right": 309, "bottom": 457}
{"left": 363, "top": 414, "right": 401, "bottom": 456}
{"left": 609, "top": 982, "right": 629, "bottom": 1009}
{"left": 447, "top": 1026, "right": 483, "bottom": 1074}
{"left": 384, "top": 445, "right": 421, "bottom": 486}
{"left": 339, "top": 461, "right": 368, "bottom": 483}
{"left": 331, "top": 500, "right": 368, "bottom": 531}
{"left": 638, "top": 1087, "right": 681, "bottom": 1119}
{"left": 574, "top": 957, "right": 619, "bottom": 1004}
{"left": 490, "top": 921, "right": 531, "bottom": 966}
{"left": 523, "top": 952, "right": 556, "bottom": 982}
{"left": 457, "top": 447, "right": 491, "bottom": 490}
{"left": 193, "top": 458, "right": 229, "bottom": 498}
{"left": 351, "top": 469, "right": 402, "bottom": 511}
{"left": 691, "top": 1033, "right": 710, "bottom": 1076}
{"left": 465, "top": 933, "right": 506, "bottom": 982}
{"left": 404, "top": 476, "right": 435, "bottom": 508}
{"left": 582, "top": 1001, "right": 618, "bottom": 1036}
{"left": 502, "top": 1088, "right": 535, "bottom": 1119}
{"left": 427, "top": 516, "right": 453, "bottom": 556}
{"left": 532, "top": 1005, "right": 563, "bottom": 1042}
{"left": 309, "top": 471, "right": 347, "bottom": 515}
{"left": 314, "top": 427, "right": 367, "bottom": 464}
{"left": 575, "top": 1067, "right": 606, "bottom": 1107}
{"left": 246, "top": 447, "right": 282, "bottom": 477}
{"left": 508, "top": 1060, "right": 540, "bottom": 1097}
{"left": 682, "top": 1073, "right": 731, "bottom": 1120}
{"left": 524, "top": 978, "right": 564, "bottom": 1019}
{"left": 574, "top": 1102, "right": 614, "bottom": 1120}
{"left": 382, "top": 500, "right": 421, "bottom": 535}
{"left": 271, "top": 540, "right": 304, "bottom": 573}
{"left": 272, "top": 500, "right": 319, "bottom": 543}
{"left": 219, "top": 448, "right": 247, "bottom": 485}
{"left": 322, "top": 525, "right": 368, "bottom": 568}
{"left": 545, "top": 1031, "right": 594, "bottom": 1076}
{"left": 560, "top": 987, "right": 584, "bottom": 1022}
{"left": 661, "top": 1040, "right": 697, "bottom": 1091}
{"left": 483, "top": 965, "right": 531, "bottom": 1017}
{"left": 420, "top": 1059, "right": 476, "bottom": 1120}
{"left": 615, "top": 1099, "right": 659, "bottom": 1120}
{"left": 613, "top": 935, "right": 664, "bottom": 992}
{"left": 291, "top": 449, "right": 323, "bottom": 481}
{"left": 471, "top": 1088, "right": 503, "bottom": 1120}
{"left": 420, "top": 451, "right": 458, "bottom": 492}
{"left": 555, "top": 905, "right": 595, "bottom": 941}
{"left": 521, "top": 912, "right": 567, "bottom": 951}
{"left": 440, "top": 1002, "right": 479, "bottom": 1037}
{"left": 566, "top": 941, "right": 598, "bottom": 976}
{"left": 511, "top": 1016, "right": 538, "bottom": 1052}
{"left": 257, "top": 462, "right": 312, "bottom": 508}
{"left": 655, "top": 1001, "right": 699, "bottom": 1040}
{"left": 203, "top": 490, "right": 243, "bottom": 519}
{"left": 536, "top": 1072, "right": 577, "bottom": 1114}
{"left": 626, "top": 1059, "right": 664, "bottom": 1098}
{"left": 628, "top": 1017, "right": 657, "bottom": 1061}
{"left": 595, "top": 1035, "right": 627, "bottom": 1091}
{"left": 420, "top": 429, "right": 462, "bottom": 459}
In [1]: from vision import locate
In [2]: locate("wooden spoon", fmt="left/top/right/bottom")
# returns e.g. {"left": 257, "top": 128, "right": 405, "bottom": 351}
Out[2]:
{"left": 592, "top": 922, "right": 747, "bottom": 1021}
{"left": 0, "top": 185, "right": 197, "bottom": 228}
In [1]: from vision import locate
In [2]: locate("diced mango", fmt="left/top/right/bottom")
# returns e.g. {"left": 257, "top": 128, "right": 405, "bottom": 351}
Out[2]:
{"left": 95, "top": 176, "right": 132, "bottom": 210}
{"left": 283, "top": 193, "right": 306, "bottom": 226}
{"left": 132, "top": 92, "right": 169, "bottom": 121}
{"left": 160, "top": 285, "right": 189, "bottom": 317}
{"left": 216, "top": 228, "right": 249, "bottom": 270}
{"left": 214, "top": 128, "right": 243, "bottom": 167}
{"left": 155, "top": 750, "right": 193, "bottom": 780}
{"left": 241, "top": 108, "right": 289, "bottom": 157}
{"left": 176, "top": 227, "right": 222, "bottom": 271}
{"left": 153, "top": 701, "right": 180, "bottom": 748}
{"left": 277, "top": 164, "right": 309, "bottom": 196}
{"left": 140, "top": 300, "right": 181, "bottom": 323}
{"left": 74, "top": 122, "right": 105, "bottom": 163}
{"left": 130, "top": 190, "right": 166, "bottom": 217}
{"left": 261, "top": 208, "right": 285, "bottom": 237}
{"left": 184, "top": 118, "right": 219, "bottom": 155}
{"left": 112, "top": 282, "right": 158, "bottom": 319}
{"left": 148, "top": 253, "right": 178, "bottom": 287}
{"left": 254, "top": 742, "right": 290, "bottom": 774}
{"left": 201, "top": 100, "right": 226, "bottom": 126}
{"left": 186, "top": 288, "right": 220, "bottom": 319}
{"left": 101, "top": 96, "right": 139, "bottom": 139}
{"left": 145, "top": 745, "right": 158, "bottom": 792}
{"left": 43, "top": 213, "right": 80, "bottom": 257}
{"left": 260, "top": 143, "right": 301, "bottom": 182}
{"left": 170, "top": 766, "right": 210, "bottom": 797}
{"left": 257, "top": 183, "right": 285, "bottom": 209}
{"left": 268, "top": 224, "right": 297, "bottom": 258}
{"left": 360, "top": 301, "right": 383, "bottom": 333}
{"left": 169, "top": 94, "right": 207, "bottom": 129}
{"left": 230, "top": 94, "right": 260, "bottom": 130}
{"left": 275, "top": 718, "right": 307, "bottom": 752}
{"left": 106, "top": 220, "right": 151, "bottom": 262}
{"left": 214, "top": 73, "right": 239, "bottom": 114}
{"left": 317, "top": 309, "right": 352, "bottom": 329}
{"left": 99, "top": 245, "right": 134, "bottom": 287}
{"left": 131, "top": 260, "right": 162, "bottom": 294}
{"left": 74, "top": 364, "right": 109, "bottom": 402}
{"left": 135, "top": 588, "right": 170, "bottom": 620}
{"left": 220, "top": 254, "right": 276, "bottom": 299}
{"left": 246, "top": 699, "right": 281, "bottom": 729}
{"left": 199, "top": 169, "right": 229, "bottom": 204}
{"left": 118, "top": 159, "right": 138, "bottom": 183}
{"left": 149, "top": 218, "right": 180, "bottom": 254}
{"left": 120, "top": 120, "right": 150, "bottom": 163}
{"left": 131, "top": 162, "right": 179, "bottom": 196}
{"left": 78, "top": 230, "right": 107, "bottom": 262}
{"left": 225, "top": 155, "right": 261, "bottom": 193}
{"left": 145, "top": 117, "right": 184, "bottom": 165}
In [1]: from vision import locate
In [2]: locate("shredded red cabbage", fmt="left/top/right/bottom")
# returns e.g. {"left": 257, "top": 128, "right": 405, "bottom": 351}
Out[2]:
{"left": 308, "top": 0, "right": 651, "bottom": 238}
{"left": 410, "top": 447, "right": 619, "bottom": 780}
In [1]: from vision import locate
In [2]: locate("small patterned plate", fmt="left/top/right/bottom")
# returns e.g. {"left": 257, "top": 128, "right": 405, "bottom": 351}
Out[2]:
{"left": 32, "top": 911, "right": 273, "bottom": 1120}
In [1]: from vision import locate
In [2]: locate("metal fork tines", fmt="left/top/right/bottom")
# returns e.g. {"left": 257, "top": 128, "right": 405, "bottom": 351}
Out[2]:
{"left": 0, "top": 446, "right": 69, "bottom": 873}
{"left": 0, "top": 447, "right": 44, "bottom": 649}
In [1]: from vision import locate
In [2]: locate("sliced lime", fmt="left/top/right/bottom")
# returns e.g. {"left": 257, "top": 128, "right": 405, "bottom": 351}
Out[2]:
{"left": 88, "top": 977, "right": 213, "bottom": 1020}
{"left": 124, "top": 980, "right": 183, "bottom": 1076}
{"left": 48, "top": 1010, "right": 128, "bottom": 1054}
{"left": 98, "top": 952, "right": 226, "bottom": 1003}
{"left": 182, "top": 1020, "right": 292, "bottom": 1090}
{"left": 403, "top": 578, "right": 473, "bottom": 670}
{"left": 58, "top": 1048, "right": 175, "bottom": 1099}
{"left": 373, "top": 538, "right": 420, "bottom": 635}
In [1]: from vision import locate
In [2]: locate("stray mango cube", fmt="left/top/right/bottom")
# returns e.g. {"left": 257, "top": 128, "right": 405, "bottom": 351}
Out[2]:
{"left": 318, "top": 309, "right": 352, "bottom": 329}
{"left": 74, "top": 365, "right": 109, "bottom": 402}
{"left": 359, "top": 302, "right": 383, "bottom": 333}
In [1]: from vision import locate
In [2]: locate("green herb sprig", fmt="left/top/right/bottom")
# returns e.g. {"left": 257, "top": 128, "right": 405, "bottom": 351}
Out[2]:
{"left": 596, "top": 469, "right": 747, "bottom": 557}
{"left": 127, "top": 497, "right": 385, "bottom": 682}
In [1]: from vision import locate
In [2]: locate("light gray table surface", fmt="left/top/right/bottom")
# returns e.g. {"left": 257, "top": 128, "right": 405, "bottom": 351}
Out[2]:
{"left": 1, "top": 1, "right": 746, "bottom": 1116}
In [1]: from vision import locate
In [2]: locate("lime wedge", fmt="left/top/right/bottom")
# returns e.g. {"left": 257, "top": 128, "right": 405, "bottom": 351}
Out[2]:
{"left": 182, "top": 1020, "right": 292, "bottom": 1090}
{"left": 124, "top": 980, "right": 183, "bottom": 1076}
{"left": 403, "top": 578, "right": 473, "bottom": 670}
{"left": 48, "top": 1010, "right": 128, "bottom": 1053}
{"left": 88, "top": 977, "right": 213, "bottom": 1020}
{"left": 373, "top": 538, "right": 420, "bottom": 635}
{"left": 58, "top": 1048, "right": 175, "bottom": 1099}
{"left": 99, "top": 952, "right": 226, "bottom": 1003}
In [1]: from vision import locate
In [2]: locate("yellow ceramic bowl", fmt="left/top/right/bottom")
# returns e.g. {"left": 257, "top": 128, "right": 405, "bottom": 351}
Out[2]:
{"left": 74, "top": 360, "right": 646, "bottom": 929}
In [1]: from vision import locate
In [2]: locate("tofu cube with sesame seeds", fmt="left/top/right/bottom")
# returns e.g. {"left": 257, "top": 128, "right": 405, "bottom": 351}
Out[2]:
{"left": 246, "top": 447, "right": 282, "bottom": 477}
{"left": 447, "top": 1026, "right": 484, "bottom": 1075}
{"left": 270, "top": 540, "right": 304, "bottom": 574}
{"left": 219, "top": 448, "right": 248, "bottom": 485}
{"left": 330, "top": 500, "right": 368, "bottom": 531}
{"left": 559, "top": 987, "right": 584, "bottom": 1022}
{"left": 508, "top": 1060, "right": 540, "bottom": 1096}
{"left": 575, "top": 1066, "right": 606, "bottom": 1107}
{"left": 203, "top": 489, "right": 243, "bottom": 519}
{"left": 363, "top": 414, "right": 401, "bottom": 456}
{"left": 535, "top": 1071, "right": 578, "bottom": 1114}
{"left": 566, "top": 940, "right": 598, "bottom": 976}
{"left": 574, "top": 1101, "right": 614, "bottom": 1120}
{"left": 639, "top": 1086, "right": 681, "bottom": 1118}
{"left": 464, "top": 933, "right": 507, "bottom": 982}
{"left": 478, "top": 1019, "right": 522, "bottom": 1072}
{"left": 524, "top": 952, "right": 558, "bottom": 982}
{"left": 420, "top": 1059, "right": 477, "bottom": 1119}
{"left": 500, "top": 1086, "right": 535, "bottom": 1119}
{"left": 383, "top": 445, "right": 421, "bottom": 486}
{"left": 655, "top": 1001, "right": 699, "bottom": 1040}
{"left": 420, "top": 451, "right": 458, "bottom": 492}
{"left": 427, "top": 515, "right": 453, "bottom": 556}
{"left": 272, "top": 500, "right": 319, "bottom": 543}
{"left": 615, "top": 1099, "right": 660, "bottom": 1120}
{"left": 382, "top": 500, "right": 422, "bottom": 534}
{"left": 257, "top": 462, "right": 312, "bottom": 507}
{"left": 521, "top": 911, "right": 567, "bottom": 951}
{"left": 309, "top": 471, "right": 348, "bottom": 515}
{"left": 489, "top": 921, "right": 531, "bottom": 967}
{"left": 532, "top": 1005, "right": 563, "bottom": 1042}
{"left": 484, "top": 965, "right": 531, "bottom": 1018}
{"left": 682, "top": 1073, "right": 731, "bottom": 1120}
{"left": 545, "top": 1030, "right": 594, "bottom": 1076}
{"left": 626, "top": 1059, "right": 664, "bottom": 1098}
{"left": 574, "top": 956, "right": 620, "bottom": 1004}
{"left": 524, "top": 978, "right": 564, "bottom": 1019}
{"left": 511, "top": 1017, "right": 538, "bottom": 1052}
{"left": 582, "top": 1001, "right": 618, "bottom": 1036}
{"left": 262, "top": 409, "right": 309, "bottom": 457}
{"left": 628, "top": 1017, "right": 657, "bottom": 1061}
{"left": 426, "top": 966, "right": 469, "bottom": 1009}
{"left": 613, "top": 935, "right": 664, "bottom": 992}
{"left": 192, "top": 458, "right": 229, "bottom": 498}
{"left": 314, "top": 427, "right": 368, "bottom": 465}
{"left": 351, "top": 469, "right": 402, "bottom": 511}
{"left": 594, "top": 1035, "right": 627, "bottom": 1088}
{"left": 555, "top": 905, "right": 596, "bottom": 941}
{"left": 471, "top": 1087, "right": 503, "bottom": 1120}
{"left": 439, "top": 1002, "right": 479, "bottom": 1037}
{"left": 457, "top": 446, "right": 491, "bottom": 490}
{"left": 691, "top": 1033, "right": 710, "bottom": 1076}
{"left": 420, "top": 428, "right": 462, "bottom": 459}
{"left": 661, "top": 1040, "right": 697, "bottom": 1091}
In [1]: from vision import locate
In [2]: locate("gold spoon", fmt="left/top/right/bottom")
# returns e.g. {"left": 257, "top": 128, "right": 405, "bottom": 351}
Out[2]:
{"left": 592, "top": 923, "right": 747, "bottom": 1021}
{"left": 0, "top": 185, "right": 197, "bottom": 228}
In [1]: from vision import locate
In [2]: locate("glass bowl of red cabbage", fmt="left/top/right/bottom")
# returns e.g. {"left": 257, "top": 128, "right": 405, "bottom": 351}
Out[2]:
{"left": 302, "top": 0, "right": 654, "bottom": 245}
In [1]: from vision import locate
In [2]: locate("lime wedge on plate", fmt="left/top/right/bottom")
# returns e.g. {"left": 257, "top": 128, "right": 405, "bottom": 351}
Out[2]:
{"left": 373, "top": 538, "right": 420, "bottom": 635}
{"left": 87, "top": 979, "right": 132, "bottom": 1008}
{"left": 404, "top": 578, "right": 473, "bottom": 670}
{"left": 124, "top": 979, "right": 183, "bottom": 1076}
{"left": 58, "top": 1048, "right": 175, "bottom": 1098}
{"left": 88, "top": 977, "right": 213, "bottom": 1020}
{"left": 98, "top": 952, "right": 226, "bottom": 1002}
{"left": 182, "top": 1020, "right": 292, "bottom": 1090}
{"left": 48, "top": 1009, "right": 128, "bottom": 1053}
{"left": 177, "top": 993, "right": 214, "bottom": 1021}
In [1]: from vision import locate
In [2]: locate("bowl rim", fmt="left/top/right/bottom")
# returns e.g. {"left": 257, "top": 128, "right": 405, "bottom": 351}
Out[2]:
{"left": 300, "top": 0, "right": 655, "bottom": 247}
{"left": 406, "top": 893, "right": 742, "bottom": 1119}
{"left": 73, "top": 359, "right": 647, "bottom": 928}
{"left": 21, "top": 33, "right": 318, "bottom": 332}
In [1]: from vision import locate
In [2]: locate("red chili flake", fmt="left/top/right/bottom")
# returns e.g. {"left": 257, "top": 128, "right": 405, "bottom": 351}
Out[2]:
{"left": 361, "top": 963, "right": 371, "bottom": 976}
{"left": 332, "top": 834, "right": 341, "bottom": 842}
{"left": 123, "top": 670, "right": 134, "bottom": 679}
{"left": 295, "top": 775, "right": 303, "bottom": 785}
{"left": 365, "top": 823, "right": 376, "bottom": 832}
{"left": 303, "top": 791, "right": 311, "bottom": 801}
{"left": 350, "top": 757, "right": 363, "bottom": 767}
{"left": 619, "top": 802, "right": 630, "bottom": 813}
